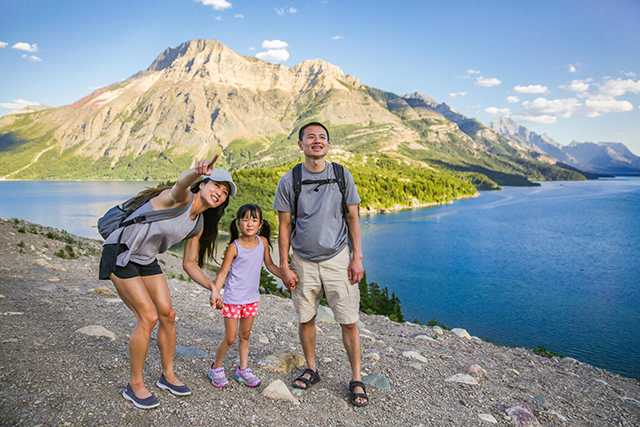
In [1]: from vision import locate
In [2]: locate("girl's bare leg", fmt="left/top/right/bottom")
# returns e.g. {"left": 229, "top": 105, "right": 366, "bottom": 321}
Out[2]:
{"left": 238, "top": 316, "right": 255, "bottom": 370}
{"left": 213, "top": 317, "right": 239, "bottom": 368}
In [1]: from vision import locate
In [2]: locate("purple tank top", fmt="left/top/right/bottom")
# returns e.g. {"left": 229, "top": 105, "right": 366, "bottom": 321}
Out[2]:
{"left": 223, "top": 237, "right": 264, "bottom": 305}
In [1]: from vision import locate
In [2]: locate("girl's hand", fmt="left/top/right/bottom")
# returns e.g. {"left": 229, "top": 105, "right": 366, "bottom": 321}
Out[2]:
{"left": 194, "top": 155, "right": 219, "bottom": 176}
{"left": 210, "top": 288, "right": 223, "bottom": 309}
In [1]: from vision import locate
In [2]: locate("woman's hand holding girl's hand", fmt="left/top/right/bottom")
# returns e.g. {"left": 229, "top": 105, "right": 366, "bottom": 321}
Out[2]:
{"left": 210, "top": 288, "right": 223, "bottom": 309}
{"left": 194, "top": 155, "right": 219, "bottom": 176}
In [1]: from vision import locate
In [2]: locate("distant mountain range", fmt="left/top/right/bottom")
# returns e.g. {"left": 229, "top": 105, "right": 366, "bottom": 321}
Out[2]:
{"left": 0, "top": 39, "right": 633, "bottom": 185}
{"left": 488, "top": 117, "right": 640, "bottom": 175}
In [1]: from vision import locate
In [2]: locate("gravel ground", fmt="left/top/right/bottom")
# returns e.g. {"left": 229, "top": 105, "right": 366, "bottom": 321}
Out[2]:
{"left": 0, "top": 218, "right": 639, "bottom": 426}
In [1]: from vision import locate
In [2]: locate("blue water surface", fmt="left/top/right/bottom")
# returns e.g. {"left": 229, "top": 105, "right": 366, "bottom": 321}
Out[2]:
{"left": 361, "top": 178, "right": 640, "bottom": 378}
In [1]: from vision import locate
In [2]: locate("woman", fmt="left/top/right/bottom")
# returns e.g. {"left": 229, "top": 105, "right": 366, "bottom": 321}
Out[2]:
{"left": 99, "top": 156, "right": 235, "bottom": 409}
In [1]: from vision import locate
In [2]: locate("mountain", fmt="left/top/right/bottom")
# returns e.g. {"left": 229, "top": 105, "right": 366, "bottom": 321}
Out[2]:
{"left": 489, "top": 116, "right": 640, "bottom": 175}
{"left": 0, "top": 39, "right": 585, "bottom": 185}
{"left": 564, "top": 141, "right": 640, "bottom": 174}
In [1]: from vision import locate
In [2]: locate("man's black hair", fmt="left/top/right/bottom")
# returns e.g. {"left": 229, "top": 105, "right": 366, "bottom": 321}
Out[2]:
{"left": 298, "top": 122, "right": 330, "bottom": 142}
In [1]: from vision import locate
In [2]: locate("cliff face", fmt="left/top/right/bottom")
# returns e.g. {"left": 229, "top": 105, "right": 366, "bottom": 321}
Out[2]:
{"left": 0, "top": 39, "right": 579, "bottom": 182}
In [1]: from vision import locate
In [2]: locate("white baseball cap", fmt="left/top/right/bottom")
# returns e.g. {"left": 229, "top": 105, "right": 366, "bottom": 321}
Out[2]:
{"left": 203, "top": 169, "right": 237, "bottom": 197}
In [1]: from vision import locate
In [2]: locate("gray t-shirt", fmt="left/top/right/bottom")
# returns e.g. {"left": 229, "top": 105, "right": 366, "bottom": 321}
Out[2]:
{"left": 273, "top": 162, "right": 360, "bottom": 262}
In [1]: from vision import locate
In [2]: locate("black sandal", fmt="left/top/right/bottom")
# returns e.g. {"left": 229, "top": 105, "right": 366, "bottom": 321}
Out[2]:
{"left": 349, "top": 380, "right": 369, "bottom": 407}
{"left": 292, "top": 368, "right": 320, "bottom": 389}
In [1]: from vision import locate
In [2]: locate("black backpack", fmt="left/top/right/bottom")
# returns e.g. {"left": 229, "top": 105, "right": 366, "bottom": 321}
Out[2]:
{"left": 97, "top": 191, "right": 196, "bottom": 240}
{"left": 291, "top": 162, "right": 349, "bottom": 230}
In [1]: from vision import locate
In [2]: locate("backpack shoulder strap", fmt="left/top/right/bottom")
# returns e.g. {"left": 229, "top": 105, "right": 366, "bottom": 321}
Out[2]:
{"left": 331, "top": 163, "right": 349, "bottom": 216}
{"left": 291, "top": 164, "right": 303, "bottom": 227}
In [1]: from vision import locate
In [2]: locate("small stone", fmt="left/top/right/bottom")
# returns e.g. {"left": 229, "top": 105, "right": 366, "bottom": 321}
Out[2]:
{"left": 479, "top": 414, "right": 498, "bottom": 423}
{"left": 533, "top": 395, "right": 550, "bottom": 407}
{"left": 549, "top": 410, "right": 568, "bottom": 421}
{"left": 445, "top": 374, "right": 479, "bottom": 385}
{"left": 403, "top": 351, "right": 427, "bottom": 363}
{"left": 411, "top": 332, "right": 436, "bottom": 342}
{"left": 364, "top": 353, "right": 380, "bottom": 361}
{"left": 321, "top": 357, "right": 333, "bottom": 364}
{"left": 48, "top": 277, "right": 60, "bottom": 282}
{"left": 174, "top": 345, "right": 208, "bottom": 357}
{"left": 562, "top": 357, "right": 580, "bottom": 365}
{"left": 76, "top": 325, "right": 117, "bottom": 341}
{"left": 362, "top": 373, "right": 391, "bottom": 390}
{"left": 89, "top": 287, "right": 118, "bottom": 297}
{"left": 451, "top": 328, "right": 471, "bottom": 339}
{"left": 466, "top": 364, "right": 486, "bottom": 377}
{"left": 261, "top": 380, "right": 300, "bottom": 405}
{"left": 506, "top": 404, "right": 541, "bottom": 426}
{"left": 316, "top": 305, "right": 336, "bottom": 324}
{"left": 259, "top": 352, "right": 305, "bottom": 372}
{"left": 409, "top": 362, "right": 423, "bottom": 370}
{"left": 2, "top": 338, "right": 19, "bottom": 343}
{"left": 432, "top": 326, "right": 444, "bottom": 335}
{"left": 38, "top": 284, "right": 58, "bottom": 292}
{"left": 258, "top": 335, "right": 270, "bottom": 344}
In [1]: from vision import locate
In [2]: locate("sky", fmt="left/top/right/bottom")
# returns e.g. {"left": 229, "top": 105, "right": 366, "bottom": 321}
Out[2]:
{"left": 1, "top": 0, "right": 639, "bottom": 154}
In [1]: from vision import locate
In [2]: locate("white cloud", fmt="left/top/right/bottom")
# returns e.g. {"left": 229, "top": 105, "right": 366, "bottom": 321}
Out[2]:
{"left": 215, "top": 15, "right": 222, "bottom": 21}
{"left": 622, "top": 71, "right": 637, "bottom": 77}
{"left": 513, "top": 84, "right": 548, "bottom": 94}
{"left": 235, "top": 14, "right": 244, "bottom": 18}
{"left": 569, "top": 65, "right": 577, "bottom": 73}
{"left": 12, "top": 42, "right": 38, "bottom": 52}
{"left": 506, "top": 96, "right": 520, "bottom": 103}
{"left": 467, "top": 69, "right": 480, "bottom": 74}
{"left": 449, "top": 92, "right": 467, "bottom": 98}
{"left": 0, "top": 42, "right": 7, "bottom": 48}
{"left": 249, "top": 47, "right": 255, "bottom": 50}
{"left": 196, "top": 0, "right": 232, "bottom": 10}
{"left": 332, "top": 36, "right": 344, "bottom": 40}
{"left": 560, "top": 79, "right": 593, "bottom": 93}
{"left": 476, "top": 77, "right": 501, "bottom": 87}
{"left": 256, "top": 49, "right": 289, "bottom": 62}
{"left": 275, "top": 7, "right": 284, "bottom": 15}
{"left": 597, "top": 78, "right": 640, "bottom": 97}
{"left": 521, "top": 97, "right": 581, "bottom": 119}
{"left": 289, "top": 7, "right": 297, "bottom": 14}
{"left": 262, "top": 40, "right": 288, "bottom": 49}
{"left": 0, "top": 98, "right": 40, "bottom": 110}
{"left": 584, "top": 96, "right": 633, "bottom": 117}
{"left": 485, "top": 107, "right": 511, "bottom": 115}
{"left": 511, "top": 114, "right": 557, "bottom": 124}
{"left": 27, "top": 55, "right": 42, "bottom": 62}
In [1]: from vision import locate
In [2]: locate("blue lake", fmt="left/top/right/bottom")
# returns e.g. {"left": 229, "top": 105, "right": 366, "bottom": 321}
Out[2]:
{"left": 361, "top": 177, "right": 640, "bottom": 378}
{"left": 1, "top": 178, "right": 639, "bottom": 378}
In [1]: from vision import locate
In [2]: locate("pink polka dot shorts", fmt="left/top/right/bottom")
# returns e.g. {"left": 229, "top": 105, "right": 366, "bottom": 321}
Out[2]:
{"left": 221, "top": 301, "right": 259, "bottom": 319}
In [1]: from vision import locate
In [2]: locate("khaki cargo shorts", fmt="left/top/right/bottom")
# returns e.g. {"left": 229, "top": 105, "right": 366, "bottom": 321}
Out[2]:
{"left": 290, "top": 246, "right": 360, "bottom": 325}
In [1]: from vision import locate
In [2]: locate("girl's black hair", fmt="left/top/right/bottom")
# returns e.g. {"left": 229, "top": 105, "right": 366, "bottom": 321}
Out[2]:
{"left": 229, "top": 204, "right": 272, "bottom": 248}
{"left": 190, "top": 179, "right": 231, "bottom": 267}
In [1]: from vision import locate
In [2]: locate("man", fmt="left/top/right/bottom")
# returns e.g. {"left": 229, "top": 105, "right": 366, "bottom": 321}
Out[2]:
{"left": 273, "top": 122, "right": 368, "bottom": 406}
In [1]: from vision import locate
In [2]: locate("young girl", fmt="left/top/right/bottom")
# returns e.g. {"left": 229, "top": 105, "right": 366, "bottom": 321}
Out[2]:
{"left": 208, "top": 204, "right": 282, "bottom": 388}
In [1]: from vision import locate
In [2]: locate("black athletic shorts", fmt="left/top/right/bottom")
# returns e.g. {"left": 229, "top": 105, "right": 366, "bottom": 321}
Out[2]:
{"left": 99, "top": 244, "right": 163, "bottom": 280}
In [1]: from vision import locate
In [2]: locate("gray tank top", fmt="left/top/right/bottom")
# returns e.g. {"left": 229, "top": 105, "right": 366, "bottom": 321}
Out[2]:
{"left": 104, "top": 193, "right": 204, "bottom": 267}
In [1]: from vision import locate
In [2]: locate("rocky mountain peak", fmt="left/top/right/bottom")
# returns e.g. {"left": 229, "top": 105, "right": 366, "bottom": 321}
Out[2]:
{"left": 147, "top": 39, "right": 230, "bottom": 72}
{"left": 402, "top": 92, "right": 439, "bottom": 108}
{"left": 489, "top": 116, "right": 521, "bottom": 135}
{"left": 291, "top": 58, "right": 345, "bottom": 79}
